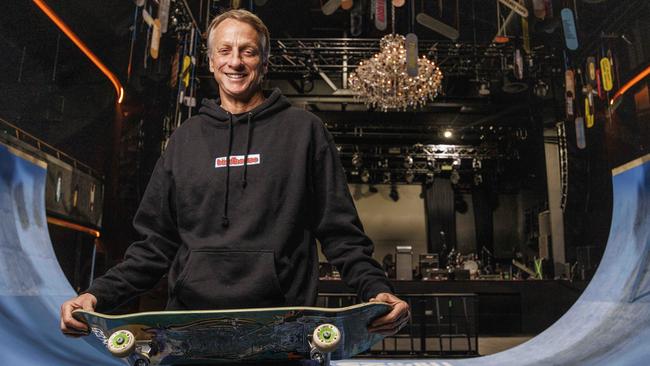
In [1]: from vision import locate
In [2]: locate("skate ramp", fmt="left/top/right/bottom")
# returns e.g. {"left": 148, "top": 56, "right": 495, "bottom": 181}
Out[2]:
{"left": 335, "top": 155, "right": 650, "bottom": 366}
{"left": 1, "top": 136, "right": 649, "bottom": 365}
{"left": 0, "top": 143, "right": 121, "bottom": 365}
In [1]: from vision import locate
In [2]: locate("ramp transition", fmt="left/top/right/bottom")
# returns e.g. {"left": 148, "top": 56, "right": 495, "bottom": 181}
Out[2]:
{"left": 0, "top": 143, "right": 120, "bottom": 365}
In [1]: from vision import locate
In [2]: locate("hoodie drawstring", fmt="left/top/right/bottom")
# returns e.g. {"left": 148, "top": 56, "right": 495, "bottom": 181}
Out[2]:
{"left": 222, "top": 113, "right": 234, "bottom": 228}
{"left": 242, "top": 113, "right": 253, "bottom": 188}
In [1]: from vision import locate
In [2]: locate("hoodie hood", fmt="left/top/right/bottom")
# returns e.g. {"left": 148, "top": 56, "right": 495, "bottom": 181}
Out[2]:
{"left": 199, "top": 87, "right": 291, "bottom": 126}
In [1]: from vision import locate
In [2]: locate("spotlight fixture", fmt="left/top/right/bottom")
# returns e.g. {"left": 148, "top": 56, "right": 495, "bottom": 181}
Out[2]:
{"left": 383, "top": 171, "right": 391, "bottom": 184}
{"left": 472, "top": 158, "right": 482, "bottom": 170}
{"left": 403, "top": 155, "right": 414, "bottom": 169}
{"left": 405, "top": 169, "right": 415, "bottom": 184}
{"left": 361, "top": 169, "right": 370, "bottom": 183}
{"left": 427, "top": 156, "right": 435, "bottom": 169}
{"left": 450, "top": 169, "right": 460, "bottom": 185}
{"left": 425, "top": 172, "right": 435, "bottom": 185}
{"left": 444, "top": 130, "right": 453, "bottom": 139}
{"left": 474, "top": 173, "right": 483, "bottom": 186}
{"left": 478, "top": 82, "right": 490, "bottom": 96}
{"left": 352, "top": 152, "right": 363, "bottom": 169}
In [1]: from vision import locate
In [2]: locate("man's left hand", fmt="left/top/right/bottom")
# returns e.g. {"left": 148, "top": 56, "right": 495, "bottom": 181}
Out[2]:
{"left": 368, "top": 292, "right": 410, "bottom": 335}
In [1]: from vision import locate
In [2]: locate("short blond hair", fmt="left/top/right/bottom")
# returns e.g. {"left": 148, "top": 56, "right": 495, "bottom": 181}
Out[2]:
{"left": 206, "top": 9, "right": 270, "bottom": 63}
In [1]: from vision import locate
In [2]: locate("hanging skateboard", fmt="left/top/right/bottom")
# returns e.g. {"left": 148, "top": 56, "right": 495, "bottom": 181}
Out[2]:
{"left": 498, "top": 0, "right": 529, "bottom": 18}
{"left": 565, "top": 69, "right": 575, "bottom": 119}
{"left": 406, "top": 32, "right": 418, "bottom": 77}
{"left": 532, "top": 0, "right": 546, "bottom": 19}
{"left": 158, "top": 0, "right": 170, "bottom": 33}
{"left": 375, "top": 0, "right": 387, "bottom": 30}
{"left": 350, "top": 1, "right": 363, "bottom": 36}
{"left": 514, "top": 48, "right": 524, "bottom": 80}
{"left": 561, "top": 8, "right": 578, "bottom": 50}
{"left": 416, "top": 1, "right": 459, "bottom": 41}
{"left": 522, "top": 15, "right": 531, "bottom": 53}
{"left": 575, "top": 116, "right": 586, "bottom": 149}
{"left": 322, "top": 0, "right": 342, "bottom": 15}
{"left": 150, "top": 18, "right": 161, "bottom": 59}
{"left": 585, "top": 96, "right": 595, "bottom": 128}
{"left": 600, "top": 55, "right": 613, "bottom": 92}
{"left": 586, "top": 57, "right": 597, "bottom": 86}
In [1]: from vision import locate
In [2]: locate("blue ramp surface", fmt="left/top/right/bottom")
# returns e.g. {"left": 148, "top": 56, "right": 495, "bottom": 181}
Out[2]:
{"left": 0, "top": 143, "right": 121, "bottom": 365}
{"left": 335, "top": 155, "right": 650, "bottom": 366}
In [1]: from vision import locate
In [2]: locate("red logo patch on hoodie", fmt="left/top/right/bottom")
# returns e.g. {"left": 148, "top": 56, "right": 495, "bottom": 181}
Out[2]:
{"left": 215, "top": 154, "right": 261, "bottom": 168}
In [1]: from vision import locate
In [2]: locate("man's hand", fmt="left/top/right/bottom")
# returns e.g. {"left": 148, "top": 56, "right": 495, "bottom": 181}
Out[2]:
{"left": 368, "top": 292, "right": 410, "bottom": 335}
{"left": 60, "top": 293, "right": 97, "bottom": 337}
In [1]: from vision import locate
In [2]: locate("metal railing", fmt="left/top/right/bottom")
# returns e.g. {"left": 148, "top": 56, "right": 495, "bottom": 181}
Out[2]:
{"left": 318, "top": 292, "right": 479, "bottom": 357}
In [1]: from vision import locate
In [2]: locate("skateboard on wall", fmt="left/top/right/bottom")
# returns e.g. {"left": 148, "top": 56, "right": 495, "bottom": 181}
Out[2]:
{"left": 73, "top": 302, "right": 390, "bottom": 366}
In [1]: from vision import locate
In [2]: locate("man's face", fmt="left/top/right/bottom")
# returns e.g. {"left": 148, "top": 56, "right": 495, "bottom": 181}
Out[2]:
{"left": 208, "top": 19, "right": 266, "bottom": 103}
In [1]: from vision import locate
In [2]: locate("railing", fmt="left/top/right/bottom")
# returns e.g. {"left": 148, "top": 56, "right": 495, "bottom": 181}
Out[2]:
{"left": 318, "top": 292, "right": 479, "bottom": 357}
{"left": 0, "top": 117, "right": 103, "bottom": 179}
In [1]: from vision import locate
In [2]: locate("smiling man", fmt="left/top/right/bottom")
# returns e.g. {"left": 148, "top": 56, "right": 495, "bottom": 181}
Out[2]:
{"left": 61, "top": 9, "right": 409, "bottom": 338}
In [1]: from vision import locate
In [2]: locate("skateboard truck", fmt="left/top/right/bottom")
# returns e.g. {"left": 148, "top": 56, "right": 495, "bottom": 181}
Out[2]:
{"left": 309, "top": 324, "right": 340, "bottom": 366}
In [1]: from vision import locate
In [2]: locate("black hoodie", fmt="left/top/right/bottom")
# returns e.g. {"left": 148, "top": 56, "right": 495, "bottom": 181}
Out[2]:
{"left": 87, "top": 88, "right": 393, "bottom": 311}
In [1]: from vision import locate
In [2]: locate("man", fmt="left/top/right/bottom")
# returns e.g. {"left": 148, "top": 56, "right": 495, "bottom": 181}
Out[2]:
{"left": 61, "top": 9, "right": 409, "bottom": 337}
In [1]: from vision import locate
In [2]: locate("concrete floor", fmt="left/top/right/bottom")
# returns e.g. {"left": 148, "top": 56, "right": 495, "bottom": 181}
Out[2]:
{"left": 478, "top": 336, "right": 533, "bottom": 355}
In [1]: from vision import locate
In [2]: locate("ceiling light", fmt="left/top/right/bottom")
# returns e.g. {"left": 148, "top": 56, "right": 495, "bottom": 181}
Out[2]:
{"left": 349, "top": 34, "right": 443, "bottom": 111}
{"left": 444, "top": 130, "right": 453, "bottom": 138}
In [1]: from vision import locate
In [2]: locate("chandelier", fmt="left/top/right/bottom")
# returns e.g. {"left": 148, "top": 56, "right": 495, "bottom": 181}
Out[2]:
{"left": 348, "top": 34, "right": 443, "bottom": 112}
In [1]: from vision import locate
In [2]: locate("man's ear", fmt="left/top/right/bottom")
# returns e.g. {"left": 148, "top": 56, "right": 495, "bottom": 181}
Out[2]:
{"left": 208, "top": 56, "right": 215, "bottom": 73}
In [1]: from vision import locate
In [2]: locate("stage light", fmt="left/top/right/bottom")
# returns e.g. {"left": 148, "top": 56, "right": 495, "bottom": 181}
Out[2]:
{"left": 360, "top": 169, "right": 370, "bottom": 183}
{"left": 444, "top": 130, "right": 453, "bottom": 138}
{"left": 405, "top": 169, "right": 415, "bottom": 184}
{"left": 450, "top": 169, "right": 460, "bottom": 185}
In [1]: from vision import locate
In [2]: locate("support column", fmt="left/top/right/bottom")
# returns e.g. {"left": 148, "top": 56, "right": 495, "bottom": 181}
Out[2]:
{"left": 544, "top": 127, "right": 567, "bottom": 277}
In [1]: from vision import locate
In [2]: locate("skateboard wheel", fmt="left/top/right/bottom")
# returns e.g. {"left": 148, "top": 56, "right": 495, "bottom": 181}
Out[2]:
{"left": 107, "top": 329, "right": 136, "bottom": 358}
{"left": 312, "top": 324, "right": 340, "bottom": 353}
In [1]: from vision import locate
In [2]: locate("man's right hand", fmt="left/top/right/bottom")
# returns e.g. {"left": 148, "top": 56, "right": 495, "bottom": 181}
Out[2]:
{"left": 60, "top": 293, "right": 97, "bottom": 337}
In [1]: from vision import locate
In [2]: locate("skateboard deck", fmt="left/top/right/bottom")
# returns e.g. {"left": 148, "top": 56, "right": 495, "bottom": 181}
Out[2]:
{"left": 73, "top": 302, "right": 391, "bottom": 366}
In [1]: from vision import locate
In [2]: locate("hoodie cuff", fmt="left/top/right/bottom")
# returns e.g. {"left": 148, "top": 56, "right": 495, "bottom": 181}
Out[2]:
{"left": 361, "top": 280, "right": 395, "bottom": 302}
{"left": 83, "top": 282, "right": 118, "bottom": 312}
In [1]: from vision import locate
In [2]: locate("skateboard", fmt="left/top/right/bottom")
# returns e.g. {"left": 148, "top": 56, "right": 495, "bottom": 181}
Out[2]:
{"left": 322, "top": 0, "right": 342, "bottom": 15}
{"left": 561, "top": 8, "right": 578, "bottom": 50}
{"left": 416, "top": 13, "right": 459, "bottom": 41}
{"left": 498, "top": 0, "right": 529, "bottom": 18}
{"left": 73, "top": 302, "right": 391, "bottom": 366}
{"left": 405, "top": 33, "right": 418, "bottom": 77}
{"left": 374, "top": 0, "right": 387, "bottom": 31}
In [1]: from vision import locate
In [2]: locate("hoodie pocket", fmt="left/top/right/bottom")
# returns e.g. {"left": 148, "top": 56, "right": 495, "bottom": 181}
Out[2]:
{"left": 173, "top": 249, "right": 285, "bottom": 310}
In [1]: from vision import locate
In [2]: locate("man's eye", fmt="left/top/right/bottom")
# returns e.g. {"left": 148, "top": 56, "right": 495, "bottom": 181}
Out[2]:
{"left": 217, "top": 49, "right": 230, "bottom": 55}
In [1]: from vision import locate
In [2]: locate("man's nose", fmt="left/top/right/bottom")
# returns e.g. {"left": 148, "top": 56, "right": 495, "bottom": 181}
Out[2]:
{"left": 227, "top": 52, "right": 244, "bottom": 67}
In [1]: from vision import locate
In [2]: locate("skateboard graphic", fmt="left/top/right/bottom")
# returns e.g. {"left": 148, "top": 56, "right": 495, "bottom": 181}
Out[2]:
{"left": 73, "top": 302, "right": 390, "bottom": 366}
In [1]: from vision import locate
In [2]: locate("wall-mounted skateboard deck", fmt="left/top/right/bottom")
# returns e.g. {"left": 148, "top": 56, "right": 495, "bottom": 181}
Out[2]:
{"left": 74, "top": 302, "right": 390, "bottom": 365}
